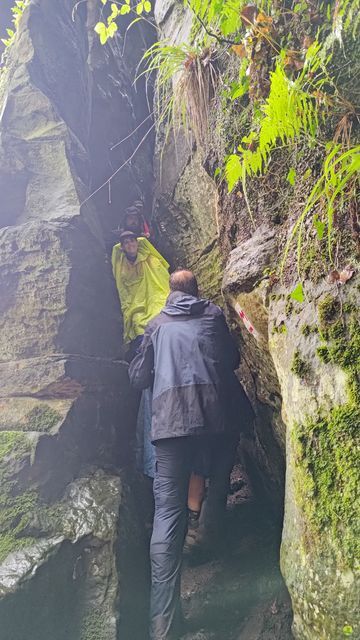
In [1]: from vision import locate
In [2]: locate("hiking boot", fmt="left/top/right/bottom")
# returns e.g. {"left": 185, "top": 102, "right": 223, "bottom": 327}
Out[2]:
{"left": 183, "top": 509, "right": 202, "bottom": 556}
{"left": 188, "top": 509, "right": 201, "bottom": 530}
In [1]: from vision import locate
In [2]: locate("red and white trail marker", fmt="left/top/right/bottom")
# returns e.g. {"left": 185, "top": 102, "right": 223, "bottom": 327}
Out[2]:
{"left": 234, "top": 302, "right": 260, "bottom": 340}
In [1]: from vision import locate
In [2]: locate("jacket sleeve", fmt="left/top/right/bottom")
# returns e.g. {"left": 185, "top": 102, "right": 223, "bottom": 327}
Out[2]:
{"left": 218, "top": 312, "right": 240, "bottom": 371}
{"left": 128, "top": 323, "right": 155, "bottom": 390}
{"left": 141, "top": 237, "right": 170, "bottom": 270}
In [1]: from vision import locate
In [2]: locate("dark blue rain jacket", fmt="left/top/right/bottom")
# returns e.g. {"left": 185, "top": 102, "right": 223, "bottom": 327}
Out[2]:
{"left": 128, "top": 291, "right": 253, "bottom": 442}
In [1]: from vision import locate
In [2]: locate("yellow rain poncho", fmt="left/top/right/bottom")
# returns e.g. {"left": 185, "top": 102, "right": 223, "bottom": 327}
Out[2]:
{"left": 112, "top": 237, "right": 170, "bottom": 343}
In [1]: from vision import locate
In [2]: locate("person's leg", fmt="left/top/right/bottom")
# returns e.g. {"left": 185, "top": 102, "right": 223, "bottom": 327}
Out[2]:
{"left": 143, "top": 388, "right": 156, "bottom": 479}
{"left": 200, "top": 433, "right": 239, "bottom": 545}
{"left": 187, "top": 473, "right": 206, "bottom": 513}
{"left": 150, "top": 438, "right": 193, "bottom": 640}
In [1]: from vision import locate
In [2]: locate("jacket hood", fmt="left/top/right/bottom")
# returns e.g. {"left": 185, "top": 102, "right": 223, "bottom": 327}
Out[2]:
{"left": 164, "top": 291, "right": 209, "bottom": 316}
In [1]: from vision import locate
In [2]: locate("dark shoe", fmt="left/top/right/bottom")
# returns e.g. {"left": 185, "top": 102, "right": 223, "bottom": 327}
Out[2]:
{"left": 183, "top": 509, "right": 200, "bottom": 555}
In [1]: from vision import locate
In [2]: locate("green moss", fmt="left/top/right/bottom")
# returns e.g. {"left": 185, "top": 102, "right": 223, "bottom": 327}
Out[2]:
{"left": 327, "top": 319, "right": 345, "bottom": 340}
{"left": 0, "top": 532, "right": 36, "bottom": 563}
{"left": 0, "top": 432, "right": 38, "bottom": 563}
{"left": 0, "top": 431, "right": 28, "bottom": 460}
{"left": 285, "top": 298, "right": 294, "bottom": 317}
{"left": 291, "top": 349, "right": 310, "bottom": 378}
{"left": 293, "top": 396, "right": 360, "bottom": 564}
{"left": 80, "top": 609, "right": 110, "bottom": 640}
{"left": 343, "top": 301, "right": 357, "bottom": 314}
{"left": 272, "top": 321, "right": 287, "bottom": 335}
{"left": 318, "top": 294, "right": 341, "bottom": 331}
{"left": 293, "top": 306, "right": 360, "bottom": 565}
{"left": 316, "top": 317, "right": 360, "bottom": 371}
{"left": 316, "top": 345, "right": 331, "bottom": 363}
{"left": 25, "top": 405, "right": 62, "bottom": 432}
{"left": 5, "top": 404, "right": 62, "bottom": 433}
{"left": 301, "top": 324, "right": 311, "bottom": 337}
{"left": 302, "top": 242, "right": 326, "bottom": 281}
{"left": 301, "top": 323, "right": 318, "bottom": 337}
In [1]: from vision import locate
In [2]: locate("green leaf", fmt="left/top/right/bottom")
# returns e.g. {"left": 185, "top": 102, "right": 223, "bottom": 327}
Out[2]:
{"left": 287, "top": 167, "right": 296, "bottom": 186}
{"left": 144, "top": 0, "right": 152, "bottom": 12}
{"left": 107, "top": 21, "right": 118, "bottom": 37}
{"left": 230, "top": 79, "right": 249, "bottom": 100}
{"left": 313, "top": 214, "right": 325, "bottom": 240}
{"left": 101, "top": 0, "right": 107, "bottom": 4}
{"left": 111, "top": 3, "right": 118, "bottom": 13}
{"left": 290, "top": 282, "right": 304, "bottom": 303}
{"left": 120, "top": 4, "right": 131, "bottom": 14}
{"left": 136, "top": 2, "right": 144, "bottom": 14}
{"left": 100, "top": 31, "right": 108, "bottom": 44}
{"left": 343, "top": 626, "right": 353, "bottom": 636}
{"left": 94, "top": 21, "right": 106, "bottom": 34}
{"left": 303, "top": 168, "right": 312, "bottom": 180}
{"left": 225, "top": 154, "right": 242, "bottom": 192}
{"left": 6, "top": 28, "right": 15, "bottom": 37}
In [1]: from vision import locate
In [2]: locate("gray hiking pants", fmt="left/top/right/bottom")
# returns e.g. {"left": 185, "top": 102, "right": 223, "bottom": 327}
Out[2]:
{"left": 150, "top": 434, "right": 238, "bottom": 640}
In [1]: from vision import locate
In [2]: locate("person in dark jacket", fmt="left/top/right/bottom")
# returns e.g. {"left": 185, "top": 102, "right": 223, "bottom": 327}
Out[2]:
{"left": 129, "top": 269, "right": 252, "bottom": 640}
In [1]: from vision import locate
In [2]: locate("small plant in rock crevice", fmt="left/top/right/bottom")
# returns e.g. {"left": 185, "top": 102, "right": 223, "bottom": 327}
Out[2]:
{"left": 1, "top": 0, "right": 29, "bottom": 50}
{"left": 137, "top": 41, "right": 219, "bottom": 151}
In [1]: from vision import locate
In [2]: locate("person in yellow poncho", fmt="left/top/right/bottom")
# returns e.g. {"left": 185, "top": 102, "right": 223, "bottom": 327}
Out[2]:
{"left": 112, "top": 231, "right": 170, "bottom": 353}
{"left": 112, "top": 230, "right": 207, "bottom": 538}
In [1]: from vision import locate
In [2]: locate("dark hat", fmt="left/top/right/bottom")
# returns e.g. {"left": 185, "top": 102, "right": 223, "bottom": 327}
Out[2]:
{"left": 119, "top": 230, "right": 137, "bottom": 243}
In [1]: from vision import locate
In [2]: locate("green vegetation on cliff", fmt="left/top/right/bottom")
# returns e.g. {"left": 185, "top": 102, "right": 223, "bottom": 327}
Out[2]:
{"left": 85, "top": 0, "right": 360, "bottom": 282}
{"left": 0, "top": 432, "right": 36, "bottom": 563}
{"left": 293, "top": 302, "right": 360, "bottom": 565}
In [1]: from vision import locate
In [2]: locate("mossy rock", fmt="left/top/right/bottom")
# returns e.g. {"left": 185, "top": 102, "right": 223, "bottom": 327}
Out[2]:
{"left": 0, "top": 431, "right": 38, "bottom": 563}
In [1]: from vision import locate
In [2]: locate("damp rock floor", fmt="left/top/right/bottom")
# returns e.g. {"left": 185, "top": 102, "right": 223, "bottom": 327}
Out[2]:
{"left": 180, "top": 465, "right": 294, "bottom": 640}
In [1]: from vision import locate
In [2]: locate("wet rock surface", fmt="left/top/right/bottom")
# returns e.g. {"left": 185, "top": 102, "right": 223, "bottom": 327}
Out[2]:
{"left": 180, "top": 465, "right": 293, "bottom": 640}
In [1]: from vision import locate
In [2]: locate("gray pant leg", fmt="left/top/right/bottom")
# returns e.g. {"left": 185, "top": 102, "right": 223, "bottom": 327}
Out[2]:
{"left": 150, "top": 439, "right": 192, "bottom": 640}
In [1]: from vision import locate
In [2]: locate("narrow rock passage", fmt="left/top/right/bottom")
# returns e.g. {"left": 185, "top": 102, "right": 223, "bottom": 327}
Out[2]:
{"left": 180, "top": 464, "right": 293, "bottom": 640}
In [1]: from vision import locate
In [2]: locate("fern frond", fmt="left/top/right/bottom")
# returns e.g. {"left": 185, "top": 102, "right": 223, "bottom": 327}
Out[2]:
{"left": 281, "top": 143, "right": 360, "bottom": 275}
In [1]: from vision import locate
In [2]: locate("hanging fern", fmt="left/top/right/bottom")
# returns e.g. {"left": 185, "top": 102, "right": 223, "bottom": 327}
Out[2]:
{"left": 281, "top": 143, "right": 360, "bottom": 274}
{"left": 225, "top": 42, "right": 331, "bottom": 191}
